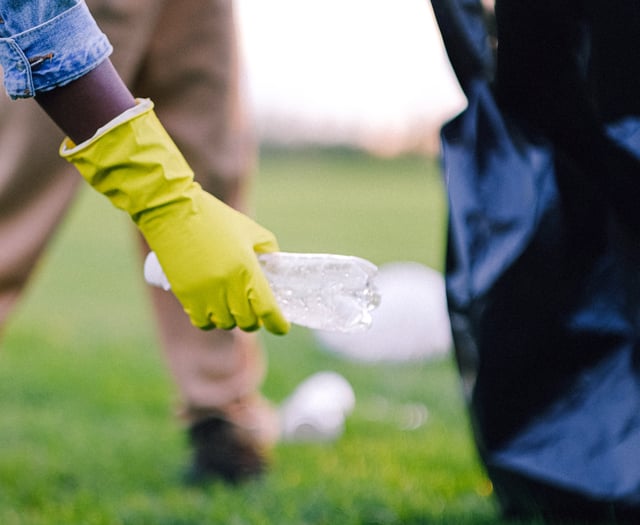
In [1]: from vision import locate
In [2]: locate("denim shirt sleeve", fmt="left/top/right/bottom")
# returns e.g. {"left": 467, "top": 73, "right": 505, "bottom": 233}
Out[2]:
{"left": 0, "top": 1, "right": 113, "bottom": 98}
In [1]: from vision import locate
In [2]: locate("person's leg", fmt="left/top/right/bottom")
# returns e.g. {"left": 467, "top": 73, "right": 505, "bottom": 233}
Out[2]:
{"left": 0, "top": 98, "right": 80, "bottom": 334}
{"left": 0, "top": 0, "right": 274, "bottom": 484}
{"left": 127, "top": 0, "right": 279, "bottom": 482}
{"left": 0, "top": 0, "right": 169, "bottom": 328}
{"left": 0, "top": 0, "right": 167, "bottom": 333}
{"left": 87, "top": 0, "right": 276, "bottom": 482}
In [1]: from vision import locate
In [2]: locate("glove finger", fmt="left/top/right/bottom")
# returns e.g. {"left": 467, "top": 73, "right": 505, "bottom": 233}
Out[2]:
{"left": 181, "top": 294, "right": 236, "bottom": 331}
{"left": 260, "top": 310, "right": 290, "bottom": 335}
{"left": 198, "top": 321, "right": 217, "bottom": 331}
{"left": 254, "top": 239, "right": 279, "bottom": 255}
{"left": 248, "top": 223, "right": 280, "bottom": 254}
{"left": 189, "top": 313, "right": 215, "bottom": 330}
{"left": 226, "top": 288, "right": 261, "bottom": 331}
{"left": 208, "top": 308, "right": 237, "bottom": 331}
{"left": 180, "top": 299, "right": 212, "bottom": 330}
{"left": 248, "top": 277, "right": 290, "bottom": 335}
{"left": 235, "top": 316, "right": 261, "bottom": 332}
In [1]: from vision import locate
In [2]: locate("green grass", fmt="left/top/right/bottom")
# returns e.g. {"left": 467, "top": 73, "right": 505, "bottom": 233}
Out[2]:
{"left": 0, "top": 148, "right": 535, "bottom": 524}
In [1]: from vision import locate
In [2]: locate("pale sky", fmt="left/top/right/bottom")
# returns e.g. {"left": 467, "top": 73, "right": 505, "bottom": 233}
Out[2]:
{"left": 236, "top": 0, "right": 466, "bottom": 154}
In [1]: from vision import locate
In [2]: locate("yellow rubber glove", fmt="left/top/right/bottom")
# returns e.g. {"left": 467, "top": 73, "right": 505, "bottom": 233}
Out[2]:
{"left": 60, "top": 99, "right": 289, "bottom": 335}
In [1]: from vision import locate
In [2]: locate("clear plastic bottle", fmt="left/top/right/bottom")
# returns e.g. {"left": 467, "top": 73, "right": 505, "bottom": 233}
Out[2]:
{"left": 143, "top": 251, "right": 381, "bottom": 333}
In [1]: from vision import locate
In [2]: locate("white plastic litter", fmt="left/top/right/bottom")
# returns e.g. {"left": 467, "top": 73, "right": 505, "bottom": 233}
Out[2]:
{"left": 279, "top": 371, "right": 356, "bottom": 442}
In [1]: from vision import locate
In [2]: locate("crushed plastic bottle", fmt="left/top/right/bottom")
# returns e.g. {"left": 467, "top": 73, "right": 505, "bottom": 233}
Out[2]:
{"left": 143, "top": 251, "right": 381, "bottom": 333}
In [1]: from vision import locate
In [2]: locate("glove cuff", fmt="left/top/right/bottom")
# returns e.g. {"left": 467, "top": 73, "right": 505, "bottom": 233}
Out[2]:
{"left": 60, "top": 98, "right": 196, "bottom": 218}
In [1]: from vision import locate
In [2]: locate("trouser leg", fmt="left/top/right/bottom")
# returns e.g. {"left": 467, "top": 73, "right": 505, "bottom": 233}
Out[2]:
{"left": 0, "top": 0, "right": 275, "bottom": 444}
{"left": 0, "top": 0, "right": 162, "bottom": 335}
{"left": 109, "top": 0, "right": 276, "bottom": 442}
{"left": 0, "top": 100, "right": 80, "bottom": 334}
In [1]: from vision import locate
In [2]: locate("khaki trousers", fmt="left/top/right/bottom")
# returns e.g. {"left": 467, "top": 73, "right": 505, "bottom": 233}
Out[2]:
{"left": 0, "top": 0, "right": 276, "bottom": 441}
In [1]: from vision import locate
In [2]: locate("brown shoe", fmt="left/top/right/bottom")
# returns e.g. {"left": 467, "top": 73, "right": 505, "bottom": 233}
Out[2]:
{"left": 187, "top": 416, "right": 267, "bottom": 484}
{"left": 186, "top": 415, "right": 267, "bottom": 485}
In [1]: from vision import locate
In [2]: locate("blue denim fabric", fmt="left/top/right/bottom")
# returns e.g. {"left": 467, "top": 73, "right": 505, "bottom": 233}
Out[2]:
{"left": 0, "top": 1, "right": 112, "bottom": 98}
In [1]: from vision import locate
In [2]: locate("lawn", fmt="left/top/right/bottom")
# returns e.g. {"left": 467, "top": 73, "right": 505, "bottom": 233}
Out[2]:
{"left": 0, "top": 148, "right": 542, "bottom": 524}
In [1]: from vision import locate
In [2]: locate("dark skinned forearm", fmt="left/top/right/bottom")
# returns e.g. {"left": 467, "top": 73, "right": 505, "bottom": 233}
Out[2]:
{"left": 35, "top": 59, "right": 136, "bottom": 144}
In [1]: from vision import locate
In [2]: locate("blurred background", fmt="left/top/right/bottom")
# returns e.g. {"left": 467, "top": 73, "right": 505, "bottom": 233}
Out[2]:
{"left": 0, "top": 2, "right": 513, "bottom": 524}
{"left": 236, "top": 0, "right": 466, "bottom": 156}
{"left": 236, "top": 0, "right": 468, "bottom": 364}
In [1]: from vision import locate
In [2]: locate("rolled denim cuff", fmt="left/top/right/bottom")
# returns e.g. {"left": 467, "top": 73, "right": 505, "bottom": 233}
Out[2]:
{"left": 0, "top": 1, "right": 113, "bottom": 99}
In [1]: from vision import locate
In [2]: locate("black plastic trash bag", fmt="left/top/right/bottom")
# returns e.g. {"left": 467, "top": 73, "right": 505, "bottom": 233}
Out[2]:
{"left": 431, "top": 0, "right": 640, "bottom": 521}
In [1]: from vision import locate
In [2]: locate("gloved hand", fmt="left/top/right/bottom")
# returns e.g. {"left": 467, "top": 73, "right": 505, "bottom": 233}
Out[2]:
{"left": 60, "top": 99, "right": 289, "bottom": 335}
